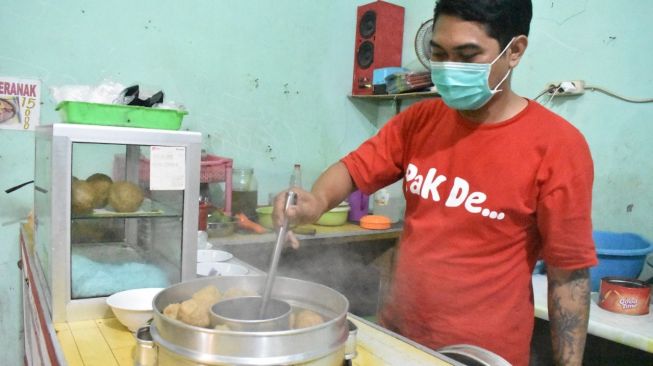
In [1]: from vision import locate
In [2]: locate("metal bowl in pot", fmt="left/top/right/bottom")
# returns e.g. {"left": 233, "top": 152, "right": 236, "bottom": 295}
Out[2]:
{"left": 210, "top": 296, "right": 292, "bottom": 331}
{"left": 150, "top": 275, "right": 349, "bottom": 365}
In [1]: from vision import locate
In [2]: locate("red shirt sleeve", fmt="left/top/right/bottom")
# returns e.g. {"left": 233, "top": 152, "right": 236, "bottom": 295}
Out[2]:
{"left": 340, "top": 106, "right": 413, "bottom": 195}
{"left": 536, "top": 124, "right": 598, "bottom": 269}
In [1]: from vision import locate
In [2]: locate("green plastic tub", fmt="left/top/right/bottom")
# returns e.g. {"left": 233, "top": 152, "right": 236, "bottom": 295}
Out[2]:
{"left": 56, "top": 101, "right": 187, "bottom": 130}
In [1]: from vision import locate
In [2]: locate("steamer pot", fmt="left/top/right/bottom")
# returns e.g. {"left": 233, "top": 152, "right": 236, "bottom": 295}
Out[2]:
{"left": 437, "top": 344, "right": 511, "bottom": 366}
{"left": 143, "top": 275, "right": 351, "bottom": 366}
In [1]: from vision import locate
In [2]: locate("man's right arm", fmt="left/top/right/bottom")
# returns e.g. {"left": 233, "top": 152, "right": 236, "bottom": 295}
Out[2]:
{"left": 273, "top": 161, "right": 356, "bottom": 227}
{"left": 311, "top": 161, "right": 356, "bottom": 214}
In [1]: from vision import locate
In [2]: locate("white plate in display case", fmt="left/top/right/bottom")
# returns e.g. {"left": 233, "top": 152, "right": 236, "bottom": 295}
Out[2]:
{"left": 196, "top": 262, "right": 249, "bottom": 277}
{"left": 197, "top": 249, "right": 233, "bottom": 263}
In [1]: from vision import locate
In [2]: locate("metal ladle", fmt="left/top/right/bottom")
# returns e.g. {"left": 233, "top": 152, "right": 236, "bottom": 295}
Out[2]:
{"left": 259, "top": 190, "right": 297, "bottom": 319}
{"left": 209, "top": 191, "right": 297, "bottom": 331}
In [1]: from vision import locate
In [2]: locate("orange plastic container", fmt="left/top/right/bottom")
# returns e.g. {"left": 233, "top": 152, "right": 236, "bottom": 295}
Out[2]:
{"left": 359, "top": 215, "right": 391, "bottom": 230}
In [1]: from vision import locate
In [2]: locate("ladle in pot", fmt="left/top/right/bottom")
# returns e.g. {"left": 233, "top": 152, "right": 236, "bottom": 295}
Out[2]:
{"left": 209, "top": 191, "right": 297, "bottom": 330}
{"left": 259, "top": 190, "right": 297, "bottom": 318}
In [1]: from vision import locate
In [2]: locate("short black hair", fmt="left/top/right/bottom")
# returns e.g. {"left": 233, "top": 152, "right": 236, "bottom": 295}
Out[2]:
{"left": 433, "top": 0, "right": 532, "bottom": 48}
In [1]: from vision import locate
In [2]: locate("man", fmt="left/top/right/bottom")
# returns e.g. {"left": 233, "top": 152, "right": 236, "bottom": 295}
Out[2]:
{"left": 274, "top": 1, "right": 597, "bottom": 364}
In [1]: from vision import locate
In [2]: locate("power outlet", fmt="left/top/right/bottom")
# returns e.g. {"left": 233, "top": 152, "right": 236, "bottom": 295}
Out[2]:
{"left": 546, "top": 80, "right": 585, "bottom": 96}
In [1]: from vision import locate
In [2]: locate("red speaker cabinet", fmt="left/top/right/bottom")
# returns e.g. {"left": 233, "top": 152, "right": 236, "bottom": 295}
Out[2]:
{"left": 352, "top": 1, "right": 405, "bottom": 95}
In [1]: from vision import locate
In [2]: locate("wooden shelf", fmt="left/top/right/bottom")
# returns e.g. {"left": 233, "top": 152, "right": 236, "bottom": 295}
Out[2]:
{"left": 348, "top": 91, "right": 439, "bottom": 114}
{"left": 348, "top": 90, "right": 439, "bottom": 100}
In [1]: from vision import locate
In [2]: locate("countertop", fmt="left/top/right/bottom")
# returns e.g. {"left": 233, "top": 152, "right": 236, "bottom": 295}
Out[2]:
{"left": 532, "top": 274, "right": 653, "bottom": 353}
{"left": 207, "top": 222, "right": 403, "bottom": 247}
{"left": 54, "top": 314, "right": 456, "bottom": 366}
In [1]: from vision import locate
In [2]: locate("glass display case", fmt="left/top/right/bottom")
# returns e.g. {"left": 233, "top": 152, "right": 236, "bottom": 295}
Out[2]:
{"left": 34, "top": 123, "right": 201, "bottom": 322}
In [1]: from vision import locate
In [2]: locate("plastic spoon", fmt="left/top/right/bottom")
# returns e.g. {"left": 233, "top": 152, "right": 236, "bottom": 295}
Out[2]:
{"left": 259, "top": 191, "right": 297, "bottom": 319}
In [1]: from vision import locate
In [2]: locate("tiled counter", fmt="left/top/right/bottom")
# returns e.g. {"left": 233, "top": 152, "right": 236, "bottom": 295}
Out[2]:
{"left": 53, "top": 315, "right": 455, "bottom": 366}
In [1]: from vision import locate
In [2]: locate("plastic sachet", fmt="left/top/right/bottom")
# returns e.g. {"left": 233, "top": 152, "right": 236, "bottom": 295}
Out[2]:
{"left": 49, "top": 80, "right": 126, "bottom": 104}
{"left": 50, "top": 80, "right": 186, "bottom": 112}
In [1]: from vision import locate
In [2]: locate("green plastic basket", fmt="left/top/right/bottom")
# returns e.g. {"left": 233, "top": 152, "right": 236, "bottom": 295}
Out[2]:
{"left": 56, "top": 101, "right": 187, "bottom": 130}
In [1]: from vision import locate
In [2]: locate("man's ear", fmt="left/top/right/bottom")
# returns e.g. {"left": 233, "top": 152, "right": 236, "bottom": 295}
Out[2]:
{"left": 508, "top": 35, "right": 528, "bottom": 68}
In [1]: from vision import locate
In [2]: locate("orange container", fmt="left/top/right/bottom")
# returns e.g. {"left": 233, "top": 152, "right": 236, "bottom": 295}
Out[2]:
{"left": 598, "top": 277, "right": 651, "bottom": 315}
{"left": 359, "top": 215, "right": 391, "bottom": 230}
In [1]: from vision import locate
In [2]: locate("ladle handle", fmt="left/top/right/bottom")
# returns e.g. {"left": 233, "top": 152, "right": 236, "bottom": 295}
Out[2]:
{"left": 259, "top": 191, "right": 297, "bottom": 319}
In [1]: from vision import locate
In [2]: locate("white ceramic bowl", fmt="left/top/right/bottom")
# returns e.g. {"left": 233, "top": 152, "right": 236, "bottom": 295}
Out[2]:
{"left": 196, "top": 262, "right": 249, "bottom": 277}
{"left": 197, "top": 249, "right": 233, "bottom": 263}
{"left": 106, "top": 287, "right": 163, "bottom": 332}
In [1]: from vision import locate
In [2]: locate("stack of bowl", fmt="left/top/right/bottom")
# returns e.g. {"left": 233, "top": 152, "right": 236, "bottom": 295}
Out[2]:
{"left": 106, "top": 287, "right": 163, "bottom": 332}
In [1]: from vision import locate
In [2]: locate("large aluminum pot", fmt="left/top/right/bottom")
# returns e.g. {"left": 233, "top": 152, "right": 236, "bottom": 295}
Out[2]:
{"left": 437, "top": 344, "right": 511, "bottom": 366}
{"left": 148, "top": 275, "right": 350, "bottom": 366}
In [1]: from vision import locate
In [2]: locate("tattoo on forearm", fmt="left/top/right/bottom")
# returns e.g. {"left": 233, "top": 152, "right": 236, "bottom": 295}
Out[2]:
{"left": 548, "top": 268, "right": 590, "bottom": 366}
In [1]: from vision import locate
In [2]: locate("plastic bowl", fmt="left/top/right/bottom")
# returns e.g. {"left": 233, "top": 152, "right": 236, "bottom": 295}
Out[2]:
{"left": 255, "top": 206, "right": 299, "bottom": 229}
{"left": 256, "top": 206, "right": 274, "bottom": 229}
{"left": 316, "top": 205, "right": 350, "bottom": 226}
{"left": 196, "top": 262, "right": 249, "bottom": 277}
{"left": 197, "top": 249, "right": 233, "bottom": 263}
{"left": 589, "top": 231, "right": 653, "bottom": 291}
{"left": 106, "top": 288, "right": 163, "bottom": 331}
{"left": 257, "top": 204, "right": 351, "bottom": 228}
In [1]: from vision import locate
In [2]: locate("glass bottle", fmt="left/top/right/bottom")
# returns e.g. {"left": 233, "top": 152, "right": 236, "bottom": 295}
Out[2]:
{"left": 232, "top": 167, "right": 258, "bottom": 219}
{"left": 289, "top": 164, "right": 302, "bottom": 189}
{"left": 372, "top": 180, "right": 405, "bottom": 223}
{"left": 198, "top": 182, "right": 211, "bottom": 230}
{"left": 198, "top": 150, "right": 212, "bottom": 230}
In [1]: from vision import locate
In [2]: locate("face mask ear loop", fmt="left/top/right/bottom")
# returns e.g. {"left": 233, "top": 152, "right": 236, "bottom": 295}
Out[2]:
{"left": 491, "top": 38, "right": 515, "bottom": 65}
{"left": 492, "top": 68, "right": 512, "bottom": 93}
{"left": 489, "top": 37, "right": 515, "bottom": 93}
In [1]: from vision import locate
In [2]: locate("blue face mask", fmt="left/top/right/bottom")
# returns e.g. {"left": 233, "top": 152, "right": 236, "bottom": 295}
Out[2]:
{"left": 430, "top": 39, "right": 514, "bottom": 110}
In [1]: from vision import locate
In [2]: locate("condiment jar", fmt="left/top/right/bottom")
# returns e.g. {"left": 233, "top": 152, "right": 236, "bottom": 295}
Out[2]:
{"left": 232, "top": 168, "right": 258, "bottom": 219}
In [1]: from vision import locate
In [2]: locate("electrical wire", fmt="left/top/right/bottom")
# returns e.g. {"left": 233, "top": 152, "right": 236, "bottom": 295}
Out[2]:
{"left": 546, "top": 87, "right": 560, "bottom": 104}
{"left": 534, "top": 83, "right": 653, "bottom": 104}
{"left": 584, "top": 85, "right": 653, "bottom": 103}
{"left": 534, "top": 85, "right": 558, "bottom": 101}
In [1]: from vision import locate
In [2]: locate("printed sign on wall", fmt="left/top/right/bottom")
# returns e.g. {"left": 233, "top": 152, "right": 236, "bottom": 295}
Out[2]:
{"left": 0, "top": 77, "right": 41, "bottom": 131}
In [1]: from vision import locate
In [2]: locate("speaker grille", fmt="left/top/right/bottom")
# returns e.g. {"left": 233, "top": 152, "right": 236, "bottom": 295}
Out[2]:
{"left": 357, "top": 41, "right": 374, "bottom": 69}
{"left": 359, "top": 11, "right": 376, "bottom": 38}
{"left": 351, "top": 2, "right": 404, "bottom": 95}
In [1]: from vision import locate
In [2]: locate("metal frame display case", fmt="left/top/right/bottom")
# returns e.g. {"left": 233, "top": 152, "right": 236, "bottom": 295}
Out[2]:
{"left": 34, "top": 123, "right": 201, "bottom": 322}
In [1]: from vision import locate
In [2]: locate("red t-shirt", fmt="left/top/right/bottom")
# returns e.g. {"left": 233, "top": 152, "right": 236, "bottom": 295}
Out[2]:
{"left": 341, "top": 98, "right": 597, "bottom": 366}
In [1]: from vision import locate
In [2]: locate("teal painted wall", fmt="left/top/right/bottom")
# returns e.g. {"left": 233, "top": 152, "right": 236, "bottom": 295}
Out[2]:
{"left": 515, "top": 1, "right": 653, "bottom": 239}
{"left": 1, "top": 0, "right": 651, "bottom": 363}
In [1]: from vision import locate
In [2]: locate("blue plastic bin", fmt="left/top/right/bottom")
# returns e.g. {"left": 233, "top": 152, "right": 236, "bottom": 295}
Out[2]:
{"left": 589, "top": 231, "right": 653, "bottom": 291}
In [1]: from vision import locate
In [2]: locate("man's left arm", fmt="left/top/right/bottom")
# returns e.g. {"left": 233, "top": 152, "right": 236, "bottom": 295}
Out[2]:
{"left": 546, "top": 265, "right": 591, "bottom": 366}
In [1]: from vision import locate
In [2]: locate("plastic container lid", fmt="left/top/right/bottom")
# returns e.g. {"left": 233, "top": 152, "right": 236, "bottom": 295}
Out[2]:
{"left": 359, "top": 215, "right": 391, "bottom": 230}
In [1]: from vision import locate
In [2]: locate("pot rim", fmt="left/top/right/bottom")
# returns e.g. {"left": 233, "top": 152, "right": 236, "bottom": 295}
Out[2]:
{"left": 150, "top": 275, "right": 349, "bottom": 364}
